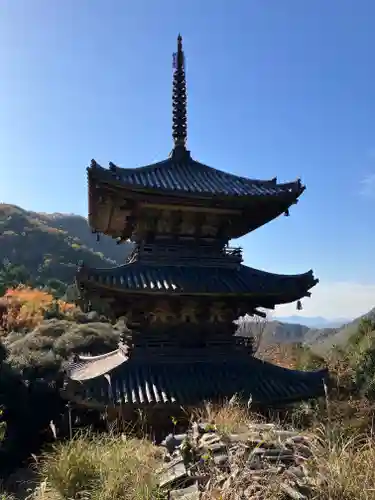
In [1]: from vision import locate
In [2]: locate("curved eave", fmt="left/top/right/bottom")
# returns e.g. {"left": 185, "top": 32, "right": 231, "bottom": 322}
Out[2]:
{"left": 87, "top": 162, "right": 305, "bottom": 239}
{"left": 66, "top": 346, "right": 129, "bottom": 382}
{"left": 87, "top": 161, "right": 305, "bottom": 203}
{"left": 235, "top": 193, "right": 304, "bottom": 238}
{"left": 63, "top": 357, "right": 329, "bottom": 407}
{"left": 76, "top": 263, "right": 318, "bottom": 306}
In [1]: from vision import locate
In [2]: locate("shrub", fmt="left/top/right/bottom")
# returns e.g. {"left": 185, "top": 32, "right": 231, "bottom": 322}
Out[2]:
{"left": 6, "top": 319, "right": 122, "bottom": 377}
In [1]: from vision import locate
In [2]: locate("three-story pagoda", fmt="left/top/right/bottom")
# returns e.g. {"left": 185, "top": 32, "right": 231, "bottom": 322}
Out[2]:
{"left": 65, "top": 36, "right": 327, "bottom": 413}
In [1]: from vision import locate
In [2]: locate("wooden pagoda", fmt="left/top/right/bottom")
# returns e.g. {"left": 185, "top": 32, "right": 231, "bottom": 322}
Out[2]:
{"left": 64, "top": 36, "right": 327, "bottom": 417}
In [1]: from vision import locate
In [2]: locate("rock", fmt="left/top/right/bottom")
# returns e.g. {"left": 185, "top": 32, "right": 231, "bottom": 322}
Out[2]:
{"left": 247, "top": 467, "right": 282, "bottom": 477}
{"left": 163, "top": 434, "right": 178, "bottom": 454}
{"left": 198, "top": 422, "right": 216, "bottom": 433}
{"left": 284, "top": 466, "right": 306, "bottom": 480}
{"left": 205, "top": 442, "right": 227, "bottom": 454}
{"left": 248, "top": 423, "right": 277, "bottom": 431}
{"left": 174, "top": 434, "right": 189, "bottom": 446}
{"left": 162, "top": 433, "right": 187, "bottom": 454}
{"left": 274, "top": 430, "right": 302, "bottom": 441}
{"left": 247, "top": 454, "right": 263, "bottom": 470}
{"left": 263, "top": 451, "right": 295, "bottom": 462}
{"left": 170, "top": 482, "right": 199, "bottom": 499}
{"left": 249, "top": 447, "right": 288, "bottom": 456}
{"left": 228, "top": 432, "right": 264, "bottom": 444}
{"left": 280, "top": 483, "right": 308, "bottom": 499}
{"left": 158, "top": 458, "right": 187, "bottom": 489}
{"left": 290, "top": 435, "right": 311, "bottom": 444}
{"left": 191, "top": 422, "right": 200, "bottom": 443}
{"left": 199, "top": 433, "right": 222, "bottom": 447}
{"left": 213, "top": 453, "right": 229, "bottom": 467}
{"left": 293, "top": 443, "right": 313, "bottom": 459}
{"left": 72, "top": 311, "right": 90, "bottom": 323}
{"left": 86, "top": 310, "right": 100, "bottom": 322}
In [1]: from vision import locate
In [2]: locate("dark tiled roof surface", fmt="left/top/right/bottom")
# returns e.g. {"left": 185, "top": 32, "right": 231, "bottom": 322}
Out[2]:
{"left": 67, "top": 357, "right": 328, "bottom": 406}
{"left": 88, "top": 157, "right": 304, "bottom": 198}
{"left": 77, "top": 262, "right": 318, "bottom": 300}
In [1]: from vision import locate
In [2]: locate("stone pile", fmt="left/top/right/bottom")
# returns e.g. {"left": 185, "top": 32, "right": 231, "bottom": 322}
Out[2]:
{"left": 157, "top": 422, "right": 316, "bottom": 499}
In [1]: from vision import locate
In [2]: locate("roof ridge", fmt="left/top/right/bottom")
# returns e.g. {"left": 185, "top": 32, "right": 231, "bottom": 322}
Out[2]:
{"left": 103, "top": 157, "right": 291, "bottom": 187}
{"left": 77, "top": 261, "right": 317, "bottom": 285}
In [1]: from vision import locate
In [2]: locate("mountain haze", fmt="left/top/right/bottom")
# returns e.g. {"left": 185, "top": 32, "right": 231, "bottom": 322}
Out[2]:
{"left": 274, "top": 316, "right": 350, "bottom": 329}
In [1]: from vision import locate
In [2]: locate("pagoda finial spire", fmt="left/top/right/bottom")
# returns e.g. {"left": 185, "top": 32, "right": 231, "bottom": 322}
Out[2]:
{"left": 172, "top": 34, "right": 188, "bottom": 157}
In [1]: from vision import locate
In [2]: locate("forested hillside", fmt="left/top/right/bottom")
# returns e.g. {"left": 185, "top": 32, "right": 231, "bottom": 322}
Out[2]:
{"left": 0, "top": 203, "right": 132, "bottom": 294}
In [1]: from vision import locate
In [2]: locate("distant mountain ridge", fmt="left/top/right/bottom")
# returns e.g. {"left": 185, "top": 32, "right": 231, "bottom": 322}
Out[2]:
{"left": 273, "top": 316, "right": 350, "bottom": 329}
{"left": 238, "top": 309, "right": 375, "bottom": 351}
{"left": 306, "top": 306, "right": 375, "bottom": 352}
{"left": 236, "top": 316, "right": 310, "bottom": 345}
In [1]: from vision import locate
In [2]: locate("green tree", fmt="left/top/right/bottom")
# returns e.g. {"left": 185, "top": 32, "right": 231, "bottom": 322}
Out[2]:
{"left": 0, "top": 260, "right": 32, "bottom": 290}
{"left": 344, "top": 318, "right": 375, "bottom": 398}
{"left": 45, "top": 278, "right": 67, "bottom": 299}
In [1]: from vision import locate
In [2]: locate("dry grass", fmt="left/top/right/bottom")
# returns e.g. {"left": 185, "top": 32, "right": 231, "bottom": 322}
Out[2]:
{"left": 30, "top": 432, "right": 163, "bottom": 500}
{"left": 192, "top": 396, "right": 261, "bottom": 434}
{"left": 307, "top": 429, "right": 375, "bottom": 500}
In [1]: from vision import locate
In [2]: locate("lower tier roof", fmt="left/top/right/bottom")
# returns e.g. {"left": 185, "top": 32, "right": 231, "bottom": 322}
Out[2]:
{"left": 64, "top": 355, "right": 328, "bottom": 407}
{"left": 76, "top": 262, "right": 318, "bottom": 304}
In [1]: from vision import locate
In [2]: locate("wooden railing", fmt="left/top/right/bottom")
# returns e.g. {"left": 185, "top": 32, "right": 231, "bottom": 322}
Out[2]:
{"left": 126, "top": 243, "right": 243, "bottom": 265}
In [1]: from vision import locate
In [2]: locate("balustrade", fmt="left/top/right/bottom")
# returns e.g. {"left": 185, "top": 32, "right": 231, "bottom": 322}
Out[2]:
{"left": 125, "top": 243, "right": 243, "bottom": 265}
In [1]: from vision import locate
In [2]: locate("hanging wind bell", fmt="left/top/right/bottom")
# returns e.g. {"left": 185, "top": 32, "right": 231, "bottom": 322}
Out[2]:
{"left": 297, "top": 300, "right": 303, "bottom": 311}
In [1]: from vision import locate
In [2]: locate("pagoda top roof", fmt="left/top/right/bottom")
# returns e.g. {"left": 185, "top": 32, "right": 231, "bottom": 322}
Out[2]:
{"left": 88, "top": 35, "right": 305, "bottom": 201}
{"left": 88, "top": 156, "right": 304, "bottom": 199}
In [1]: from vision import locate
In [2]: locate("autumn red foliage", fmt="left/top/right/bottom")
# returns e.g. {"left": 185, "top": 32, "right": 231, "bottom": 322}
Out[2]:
{"left": 0, "top": 286, "right": 76, "bottom": 334}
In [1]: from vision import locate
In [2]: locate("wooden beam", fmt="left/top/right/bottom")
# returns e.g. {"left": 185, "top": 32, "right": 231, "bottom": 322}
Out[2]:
{"left": 141, "top": 202, "right": 240, "bottom": 215}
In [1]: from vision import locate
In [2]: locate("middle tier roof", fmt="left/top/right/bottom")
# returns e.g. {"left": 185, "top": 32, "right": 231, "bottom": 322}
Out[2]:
{"left": 76, "top": 261, "right": 318, "bottom": 307}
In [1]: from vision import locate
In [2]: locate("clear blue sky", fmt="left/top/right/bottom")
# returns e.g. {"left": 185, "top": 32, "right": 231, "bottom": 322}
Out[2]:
{"left": 1, "top": 0, "right": 374, "bottom": 319}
